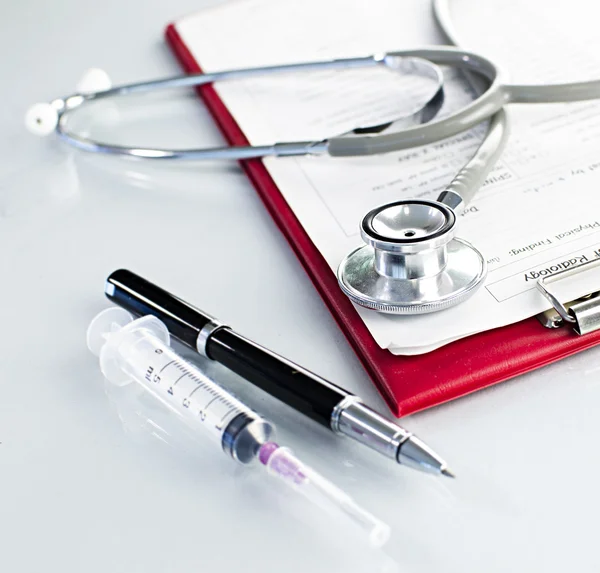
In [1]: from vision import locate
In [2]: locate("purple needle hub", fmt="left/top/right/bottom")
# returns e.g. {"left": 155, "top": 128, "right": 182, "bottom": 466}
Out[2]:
{"left": 258, "top": 442, "right": 306, "bottom": 485}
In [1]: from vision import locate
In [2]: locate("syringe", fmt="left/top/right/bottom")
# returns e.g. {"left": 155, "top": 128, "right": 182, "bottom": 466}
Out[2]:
{"left": 87, "top": 308, "right": 391, "bottom": 547}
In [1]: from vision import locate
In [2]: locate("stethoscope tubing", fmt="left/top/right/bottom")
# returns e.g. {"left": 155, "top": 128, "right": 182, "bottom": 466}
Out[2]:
{"left": 327, "top": 48, "right": 508, "bottom": 156}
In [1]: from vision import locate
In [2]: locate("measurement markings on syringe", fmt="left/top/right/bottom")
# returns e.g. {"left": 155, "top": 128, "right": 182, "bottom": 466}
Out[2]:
{"left": 158, "top": 359, "right": 176, "bottom": 373}
{"left": 150, "top": 358, "right": 241, "bottom": 431}
{"left": 166, "top": 362, "right": 204, "bottom": 393}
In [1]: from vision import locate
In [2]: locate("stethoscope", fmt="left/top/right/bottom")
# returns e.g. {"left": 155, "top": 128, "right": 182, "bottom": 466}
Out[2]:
{"left": 25, "top": 0, "right": 600, "bottom": 315}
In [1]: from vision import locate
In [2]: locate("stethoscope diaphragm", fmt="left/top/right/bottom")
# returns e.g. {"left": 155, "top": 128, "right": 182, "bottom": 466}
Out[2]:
{"left": 337, "top": 200, "right": 487, "bottom": 313}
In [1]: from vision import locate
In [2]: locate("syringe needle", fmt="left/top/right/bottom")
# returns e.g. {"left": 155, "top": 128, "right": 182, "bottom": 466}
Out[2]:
{"left": 258, "top": 442, "right": 390, "bottom": 547}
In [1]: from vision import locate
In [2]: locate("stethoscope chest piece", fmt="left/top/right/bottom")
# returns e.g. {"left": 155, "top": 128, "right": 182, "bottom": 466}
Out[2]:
{"left": 337, "top": 200, "right": 487, "bottom": 314}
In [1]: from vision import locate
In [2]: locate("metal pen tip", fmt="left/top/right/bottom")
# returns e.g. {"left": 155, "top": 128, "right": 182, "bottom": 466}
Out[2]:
{"left": 441, "top": 467, "right": 455, "bottom": 479}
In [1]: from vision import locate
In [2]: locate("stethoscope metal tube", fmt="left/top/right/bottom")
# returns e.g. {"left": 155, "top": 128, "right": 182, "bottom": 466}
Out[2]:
{"left": 30, "top": 53, "right": 448, "bottom": 161}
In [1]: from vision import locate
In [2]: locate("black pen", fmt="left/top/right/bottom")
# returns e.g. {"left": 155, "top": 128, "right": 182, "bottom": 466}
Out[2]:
{"left": 105, "top": 269, "right": 453, "bottom": 477}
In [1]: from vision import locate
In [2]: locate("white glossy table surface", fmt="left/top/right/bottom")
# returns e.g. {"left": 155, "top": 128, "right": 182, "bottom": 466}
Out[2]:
{"left": 2, "top": 1, "right": 600, "bottom": 572}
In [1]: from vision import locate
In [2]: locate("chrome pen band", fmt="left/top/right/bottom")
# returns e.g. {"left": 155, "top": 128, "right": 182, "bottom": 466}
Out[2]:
{"left": 330, "top": 397, "right": 411, "bottom": 461}
{"left": 196, "top": 320, "right": 229, "bottom": 357}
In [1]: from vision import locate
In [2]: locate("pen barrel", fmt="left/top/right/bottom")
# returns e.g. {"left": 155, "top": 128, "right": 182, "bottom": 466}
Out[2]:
{"left": 105, "top": 269, "right": 351, "bottom": 427}
{"left": 206, "top": 329, "right": 350, "bottom": 428}
{"left": 105, "top": 269, "right": 214, "bottom": 349}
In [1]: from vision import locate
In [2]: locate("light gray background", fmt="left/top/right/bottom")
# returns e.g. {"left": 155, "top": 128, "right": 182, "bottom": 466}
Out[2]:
{"left": 2, "top": 1, "right": 600, "bottom": 572}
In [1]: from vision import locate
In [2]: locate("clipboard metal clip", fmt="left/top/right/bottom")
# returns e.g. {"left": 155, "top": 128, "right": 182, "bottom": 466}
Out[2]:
{"left": 536, "top": 258, "right": 600, "bottom": 335}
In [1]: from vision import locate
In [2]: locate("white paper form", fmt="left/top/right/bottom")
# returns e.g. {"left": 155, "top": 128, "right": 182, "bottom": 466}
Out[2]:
{"left": 176, "top": 0, "right": 600, "bottom": 354}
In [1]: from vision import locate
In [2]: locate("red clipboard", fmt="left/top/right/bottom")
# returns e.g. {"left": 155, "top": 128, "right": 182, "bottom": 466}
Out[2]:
{"left": 165, "top": 23, "right": 600, "bottom": 417}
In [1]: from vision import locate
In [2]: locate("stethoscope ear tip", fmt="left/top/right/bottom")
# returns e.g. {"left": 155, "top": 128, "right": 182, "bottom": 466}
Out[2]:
{"left": 25, "top": 68, "right": 112, "bottom": 137}
{"left": 24, "top": 102, "right": 58, "bottom": 136}
{"left": 76, "top": 68, "right": 112, "bottom": 94}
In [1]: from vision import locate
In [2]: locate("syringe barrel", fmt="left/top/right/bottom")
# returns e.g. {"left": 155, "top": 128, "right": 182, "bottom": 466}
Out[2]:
{"left": 93, "top": 311, "right": 274, "bottom": 463}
